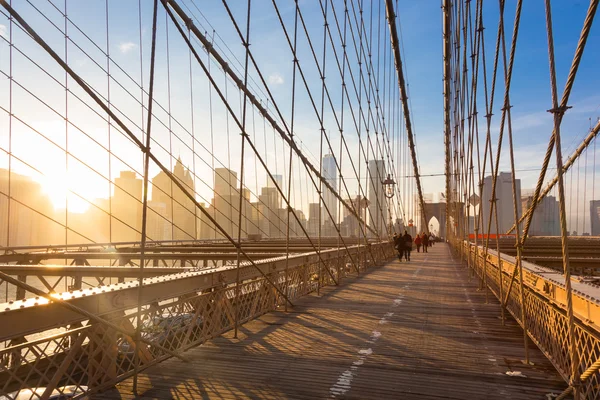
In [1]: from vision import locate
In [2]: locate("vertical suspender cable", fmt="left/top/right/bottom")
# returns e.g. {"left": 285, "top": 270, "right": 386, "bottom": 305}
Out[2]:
{"left": 234, "top": 0, "right": 252, "bottom": 340}
{"left": 443, "top": 0, "right": 452, "bottom": 243}
{"left": 284, "top": 1, "right": 300, "bottom": 312}
{"left": 133, "top": 0, "right": 159, "bottom": 392}
{"left": 544, "top": 0, "right": 581, "bottom": 395}
{"left": 384, "top": 0, "right": 428, "bottom": 237}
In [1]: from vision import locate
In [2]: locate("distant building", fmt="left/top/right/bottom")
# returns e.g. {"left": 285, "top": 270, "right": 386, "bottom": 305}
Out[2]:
{"left": 152, "top": 157, "right": 196, "bottom": 241}
{"left": 199, "top": 202, "right": 216, "bottom": 240}
{"left": 259, "top": 186, "right": 280, "bottom": 238}
{"left": 591, "top": 200, "right": 600, "bottom": 236}
{"left": 0, "top": 169, "right": 55, "bottom": 246}
{"left": 340, "top": 196, "right": 368, "bottom": 237}
{"left": 247, "top": 201, "right": 261, "bottom": 237}
{"left": 481, "top": 172, "right": 521, "bottom": 234}
{"left": 367, "top": 160, "right": 388, "bottom": 237}
{"left": 213, "top": 168, "right": 240, "bottom": 239}
{"left": 268, "top": 174, "right": 284, "bottom": 209}
{"left": 147, "top": 201, "right": 170, "bottom": 241}
{"left": 112, "top": 171, "right": 142, "bottom": 243}
{"left": 322, "top": 154, "right": 338, "bottom": 227}
{"left": 293, "top": 209, "right": 307, "bottom": 236}
{"left": 308, "top": 203, "right": 320, "bottom": 237}
{"left": 521, "top": 195, "right": 560, "bottom": 236}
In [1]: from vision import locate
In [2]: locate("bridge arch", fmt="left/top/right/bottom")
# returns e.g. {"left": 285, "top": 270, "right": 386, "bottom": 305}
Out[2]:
{"left": 423, "top": 203, "right": 446, "bottom": 239}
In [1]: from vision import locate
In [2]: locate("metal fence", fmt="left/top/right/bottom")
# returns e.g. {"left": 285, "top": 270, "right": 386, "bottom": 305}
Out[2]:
{"left": 460, "top": 241, "right": 600, "bottom": 399}
{"left": 0, "top": 241, "right": 394, "bottom": 399}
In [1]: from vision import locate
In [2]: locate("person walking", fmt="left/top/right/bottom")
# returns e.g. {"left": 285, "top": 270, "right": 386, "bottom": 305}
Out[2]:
{"left": 393, "top": 233, "right": 404, "bottom": 261}
{"left": 402, "top": 230, "right": 412, "bottom": 261}
{"left": 414, "top": 234, "right": 422, "bottom": 253}
{"left": 422, "top": 233, "right": 429, "bottom": 253}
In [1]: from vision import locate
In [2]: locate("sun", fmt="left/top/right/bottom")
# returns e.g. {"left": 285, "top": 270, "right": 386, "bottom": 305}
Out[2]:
{"left": 38, "top": 174, "right": 90, "bottom": 214}
{"left": 37, "top": 170, "right": 96, "bottom": 214}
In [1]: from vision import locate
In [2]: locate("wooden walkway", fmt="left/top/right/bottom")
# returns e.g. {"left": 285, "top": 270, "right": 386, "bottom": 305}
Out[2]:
{"left": 97, "top": 244, "right": 567, "bottom": 399}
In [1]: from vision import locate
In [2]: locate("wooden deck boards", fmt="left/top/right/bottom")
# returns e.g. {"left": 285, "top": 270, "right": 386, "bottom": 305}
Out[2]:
{"left": 96, "top": 244, "right": 568, "bottom": 399}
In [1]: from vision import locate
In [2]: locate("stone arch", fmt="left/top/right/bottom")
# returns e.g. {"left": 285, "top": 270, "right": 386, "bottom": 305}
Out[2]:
{"left": 422, "top": 202, "right": 447, "bottom": 239}
{"left": 427, "top": 216, "right": 440, "bottom": 236}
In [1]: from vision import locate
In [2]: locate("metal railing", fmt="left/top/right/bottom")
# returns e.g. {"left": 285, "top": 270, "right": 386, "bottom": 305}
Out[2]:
{"left": 459, "top": 240, "right": 600, "bottom": 399}
{"left": 0, "top": 241, "right": 394, "bottom": 399}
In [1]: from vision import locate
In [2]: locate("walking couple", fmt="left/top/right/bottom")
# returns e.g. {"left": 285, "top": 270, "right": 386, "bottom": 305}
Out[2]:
{"left": 393, "top": 230, "right": 413, "bottom": 262}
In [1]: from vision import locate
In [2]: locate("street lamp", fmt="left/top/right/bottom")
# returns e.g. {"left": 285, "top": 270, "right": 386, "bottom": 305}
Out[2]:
{"left": 382, "top": 174, "right": 396, "bottom": 199}
{"left": 381, "top": 174, "right": 396, "bottom": 236}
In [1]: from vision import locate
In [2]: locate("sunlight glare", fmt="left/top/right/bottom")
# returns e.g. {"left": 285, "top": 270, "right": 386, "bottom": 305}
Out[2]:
{"left": 36, "top": 168, "right": 103, "bottom": 214}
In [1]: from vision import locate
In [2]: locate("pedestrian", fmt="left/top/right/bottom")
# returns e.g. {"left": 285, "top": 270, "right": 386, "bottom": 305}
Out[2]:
{"left": 429, "top": 234, "right": 435, "bottom": 246}
{"left": 393, "top": 233, "right": 403, "bottom": 261}
{"left": 414, "top": 234, "right": 422, "bottom": 253}
{"left": 422, "top": 233, "right": 429, "bottom": 253}
{"left": 402, "top": 230, "right": 412, "bottom": 261}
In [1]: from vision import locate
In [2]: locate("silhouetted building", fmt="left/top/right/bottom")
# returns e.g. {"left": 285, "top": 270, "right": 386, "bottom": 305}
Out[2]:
{"left": 368, "top": 160, "right": 388, "bottom": 237}
{"left": 152, "top": 157, "right": 196, "bottom": 240}
{"left": 112, "top": 171, "right": 142, "bottom": 242}
{"left": 481, "top": 172, "right": 522, "bottom": 234}
{"left": 259, "top": 186, "right": 280, "bottom": 238}
{"left": 213, "top": 168, "right": 240, "bottom": 239}
{"left": 521, "top": 194, "right": 560, "bottom": 236}
{"left": 322, "top": 154, "right": 338, "bottom": 227}
{"left": 340, "top": 196, "right": 368, "bottom": 237}
{"left": 591, "top": 200, "right": 600, "bottom": 236}
{"left": 268, "top": 174, "right": 283, "bottom": 209}
{"left": 147, "top": 201, "right": 170, "bottom": 241}
{"left": 293, "top": 209, "right": 307, "bottom": 236}
{"left": 308, "top": 203, "right": 320, "bottom": 236}
{"left": 0, "top": 169, "right": 54, "bottom": 246}
{"left": 199, "top": 202, "right": 216, "bottom": 240}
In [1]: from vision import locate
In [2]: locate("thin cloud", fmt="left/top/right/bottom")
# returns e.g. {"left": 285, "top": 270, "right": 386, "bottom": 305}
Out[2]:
{"left": 510, "top": 111, "right": 550, "bottom": 132}
{"left": 118, "top": 41, "right": 137, "bottom": 54}
{"left": 0, "top": 24, "right": 7, "bottom": 39}
{"left": 268, "top": 73, "right": 284, "bottom": 85}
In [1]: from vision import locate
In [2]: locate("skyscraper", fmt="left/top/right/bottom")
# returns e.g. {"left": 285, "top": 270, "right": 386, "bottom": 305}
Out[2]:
{"left": 322, "top": 154, "right": 338, "bottom": 227}
{"left": 591, "top": 200, "right": 600, "bottom": 236}
{"left": 340, "top": 196, "right": 368, "bottom": 237}
{"left": 213, "top": 168, "right": 239, "bottom": 239}
{"left": 112, "top": 171, "right": 142, "bottom": 242}
{"left": 521, "top": 194, "right": 559, "bottom": 236}
{"left": 367, "top": 160, "right": 388, "bottom": 237}
{"left": 481, "top": 172, "right": 521, "bottom": 234}
{"left": 215, "top": 168, "right": 238, "bottom": 196}
{"left": 151, "top": 157, "right": 196, "bottom": 240}
{"left": 146, "top": 201, "right": 170, "bottom": 241}
{"left": 0, "top": 169, "right": 55, "bottom": 246}
{"left": 268, "top": 174, "right": 283, "bottom": 209}
{"left": 259, "top": 186, "right": 279, "bottom": 238}
{"left": 308, "top": 202, "right": 320, "bottom": 236}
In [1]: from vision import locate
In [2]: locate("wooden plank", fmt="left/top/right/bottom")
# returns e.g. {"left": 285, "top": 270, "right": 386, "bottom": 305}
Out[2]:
{"left": 98, "top": 244, "right": 567, "bottom": 399}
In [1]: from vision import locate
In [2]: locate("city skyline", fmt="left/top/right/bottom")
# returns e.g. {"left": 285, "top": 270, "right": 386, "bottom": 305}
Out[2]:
{"left": 2, "top": 158, "right": 599, "bottom": 248}
{"left": 2, "top": 1, "right": 599, "bottom": 222}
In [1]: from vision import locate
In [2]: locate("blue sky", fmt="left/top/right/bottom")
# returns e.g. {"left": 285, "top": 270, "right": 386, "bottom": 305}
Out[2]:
{"left": 0, "top": 0, "right": 599, "bottom": 232}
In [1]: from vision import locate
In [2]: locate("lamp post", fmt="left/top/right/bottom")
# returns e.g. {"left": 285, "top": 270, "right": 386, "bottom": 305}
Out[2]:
{"left": 382, "top": 174, "right": 396, "bottom": 199}
{"left": 382, "top": 174, "right": 396, "bottom": 236}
